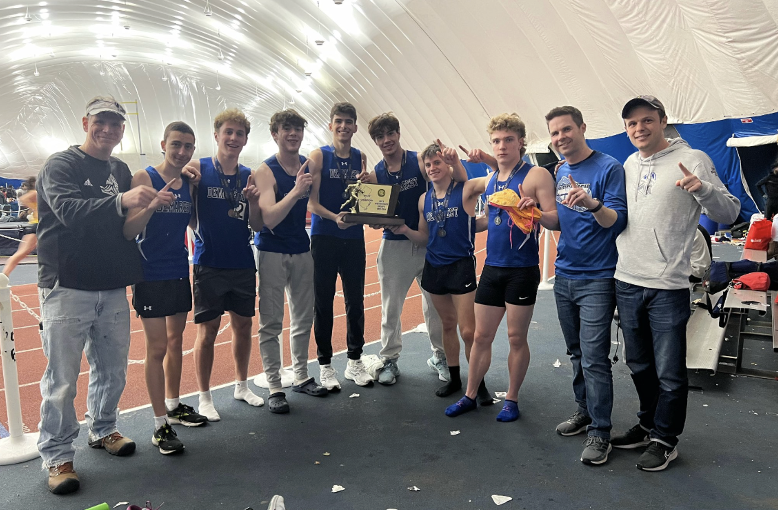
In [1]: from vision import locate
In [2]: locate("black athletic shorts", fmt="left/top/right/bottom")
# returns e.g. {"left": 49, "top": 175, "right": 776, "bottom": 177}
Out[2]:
{"left": 193, "top": 265, "right": 256, "bottom": 324}
{"left": 475, "top": 265, "right": 540, "bottom": 307}
{"left": 133, "top": 278, "right": 192, "bottom": 319}
{"left": 421, "top": 256, "right": 477, "bottom": 295}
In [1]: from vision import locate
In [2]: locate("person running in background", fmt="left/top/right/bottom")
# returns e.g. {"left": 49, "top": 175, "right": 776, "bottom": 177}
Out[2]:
{"left": 123, "top": 121, "right": 207, "bottom": 455}
{"left": 2, "top": 176, "right": 38, "bottom": 277}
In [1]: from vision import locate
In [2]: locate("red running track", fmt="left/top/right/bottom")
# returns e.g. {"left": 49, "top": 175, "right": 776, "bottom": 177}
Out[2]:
{"left": 0, "top": 227, "right": 557, "bottom": 432}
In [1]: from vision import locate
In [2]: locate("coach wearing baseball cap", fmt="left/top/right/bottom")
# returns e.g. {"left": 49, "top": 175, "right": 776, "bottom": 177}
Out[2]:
{"left": 36, "top": 95, "right": 175, "bottom": 494}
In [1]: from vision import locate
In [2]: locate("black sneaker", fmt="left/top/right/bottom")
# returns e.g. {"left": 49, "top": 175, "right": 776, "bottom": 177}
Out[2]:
{"left": 556, "top": 411, "right": 592, "bottom": 436}
{"left": 167, "top": 403, "right": 208, "bottom": 427}
{"left": 637, "top": 440, "right": 677, "bottom": 471}
{"left": 152, "top": 424, "right": 185, "bottom": 455}
{"left": 580, "top": 436, "right": 612, "bottom": 465}
{"left": 611, "top": 423, "right": 650, "bottom": 449}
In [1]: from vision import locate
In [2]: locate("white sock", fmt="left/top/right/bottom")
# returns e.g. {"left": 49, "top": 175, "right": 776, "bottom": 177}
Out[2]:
{"left": 165, "top": 397, "right": 180, "bottom": 411}
{"left": 198, "top": 391, "right": 220, "bottom": 422}
{"left": 234, "top": 380, "right": 265, "bottom": 407}
{"left": 154, "top": 415, "right": 168, "bottom": 430}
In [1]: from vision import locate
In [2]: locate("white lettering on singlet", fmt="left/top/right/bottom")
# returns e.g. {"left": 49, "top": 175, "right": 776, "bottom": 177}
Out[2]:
{"left": 206, "top": 186, "right": 242, "bottom": 201}
{"left": 329, "top": 168, "right": 359, "bottom": 180}
{"left": 425, "top": 208, "right": 459, "bottom": 222}
{"left": 155, "top": 199, "right": 192, "bottom": 214}
{"left": 399, "top": 177, "right": 418, "bottom": 192}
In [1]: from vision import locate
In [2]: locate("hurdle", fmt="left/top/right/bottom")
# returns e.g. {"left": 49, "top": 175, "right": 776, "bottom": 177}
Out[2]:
{"left": 0, "top": 273, "right": 40, "bottom": 465}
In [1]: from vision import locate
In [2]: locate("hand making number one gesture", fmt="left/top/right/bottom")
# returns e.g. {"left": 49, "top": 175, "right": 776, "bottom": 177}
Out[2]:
{"left": 436, "top": 139, "right": 459, "bottom": 166}
{"left": 292, "top": 159, "right": 313, "bottom": 198}
{"left": 458, "top": 144, "right": 487, "bottom": 164}
{"left": 242, "top": 174, "right": 260, "bottom": 204}
{"left": 143, "top": 177, "right": 179, "bottom": 211}
{"left": 676, "top": 163, "right": 701, "bottom": 193}
{"left": 562, "top": 174, "right": 596, "bottom": 210}
{"left": 517, "top": 183, "right": 537, "bottom": 210}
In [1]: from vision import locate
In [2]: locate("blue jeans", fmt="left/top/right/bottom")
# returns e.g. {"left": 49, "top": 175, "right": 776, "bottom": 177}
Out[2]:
{"left": 37, "top": 284, "right": 131, "bottom": 468}
{"left": 554, "top": 276, "right": 615, "bottom": 439}
{"left": 615, "top": 280, "right": 690, "bottom": 447}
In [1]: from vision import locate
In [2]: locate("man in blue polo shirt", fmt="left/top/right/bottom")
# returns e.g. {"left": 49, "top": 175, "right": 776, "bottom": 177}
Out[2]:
{"left": 546, "top": 106, "right": 628, "bottom": 466}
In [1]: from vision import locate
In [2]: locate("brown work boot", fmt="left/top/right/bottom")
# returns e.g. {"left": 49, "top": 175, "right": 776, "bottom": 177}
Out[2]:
{"left": 48, "top": 462, "right": 80, "bottom": 495}
{"left": 88, "top": 431, "right": 136, "bottom": 456}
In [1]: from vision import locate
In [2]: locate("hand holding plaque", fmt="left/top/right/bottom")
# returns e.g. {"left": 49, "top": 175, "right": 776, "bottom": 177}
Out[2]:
{"left": 340, "top": 180, "right": 404, "bottom": 226}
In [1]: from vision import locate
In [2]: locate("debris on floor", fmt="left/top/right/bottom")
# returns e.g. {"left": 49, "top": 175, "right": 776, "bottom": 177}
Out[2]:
{"left": 450, "top": 430, "right": 460, "bottom": 436}
{"left": 553, "top": 359, "right": 562, "bottom": 368}
{"left": 408, "top": 486, "right": 420, "bottom": 491}
{"left": 331, "top": 485, "right": 345, "bottom": 493}
{"left": 492, "top": 494, "right": 512, "bottom": 505}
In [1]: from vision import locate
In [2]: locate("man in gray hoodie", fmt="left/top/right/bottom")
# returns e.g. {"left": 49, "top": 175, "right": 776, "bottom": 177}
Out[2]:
{"left": 611, "top": 96, "right": 739, "bottom": 471}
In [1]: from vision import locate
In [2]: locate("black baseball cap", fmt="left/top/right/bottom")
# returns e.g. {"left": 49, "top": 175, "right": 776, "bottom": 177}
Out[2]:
{"left": 621, "top": 95, "right": 666, "bottom": 119}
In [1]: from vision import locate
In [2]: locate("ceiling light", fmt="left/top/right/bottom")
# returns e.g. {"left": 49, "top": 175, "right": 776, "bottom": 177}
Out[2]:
{"left": 315, "top": 38, "right": 325, "bottom": 46}
{"left": 24, "top": 7, "right": 32, "bottom": 22}
{"left": 33, "top": 63, "right": 39, "bottom": 77}
{"left": 333, "top": 0, "right": 344, "bottom": 4}
{"left": 218, "top": 48, "right": 224, "bottom": 61}
{"left": 215, "top": 71, "right": 221, "bottom": 90}
{"left": 204, "top": 0, "right": 213, "bottom": 16}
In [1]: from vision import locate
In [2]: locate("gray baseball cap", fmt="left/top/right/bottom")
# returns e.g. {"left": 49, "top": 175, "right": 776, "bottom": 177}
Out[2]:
{"left": 85, "top": 96, "right": 127, "bottom": 119}
{"left": 621, "top": 95, "right": 666, "bottom": 119}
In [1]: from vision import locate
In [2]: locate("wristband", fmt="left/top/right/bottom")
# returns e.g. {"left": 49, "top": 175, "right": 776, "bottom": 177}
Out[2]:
{"left": 589, "top": 198, "right": 603, "bottom": 213}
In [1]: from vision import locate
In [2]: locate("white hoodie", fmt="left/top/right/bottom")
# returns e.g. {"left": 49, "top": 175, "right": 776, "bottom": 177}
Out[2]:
{"left": 614, "top": 138, "right": 740, "bottom": 290}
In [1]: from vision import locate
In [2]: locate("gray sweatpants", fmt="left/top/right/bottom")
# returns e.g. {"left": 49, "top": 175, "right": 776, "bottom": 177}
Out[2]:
{"left": 257, "top": 250, "right": 314, "bottom": 393}
{"left": 376, "top": 238, "right": 444, "bottom": 361}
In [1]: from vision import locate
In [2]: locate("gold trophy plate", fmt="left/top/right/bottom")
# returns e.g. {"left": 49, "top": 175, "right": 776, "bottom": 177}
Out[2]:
{"left": 341, "top": 181, "right": 404, "bottom": 226}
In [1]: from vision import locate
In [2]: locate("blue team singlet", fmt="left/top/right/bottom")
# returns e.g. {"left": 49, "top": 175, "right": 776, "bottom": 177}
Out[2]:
{"left": 310, "top": 145, "right": 364, "bottom": 240}
{"left": 193, "top": 157, "right": 255, "bottom": 269}
{"left": 423, "top": 181, "right": 476, "bottom": 267}
{"left": 136, "top": 167, "right": 192, "bottom": 281}
{"left": 255, "top": 155, "right": 310, "bottom": 254}
{"left": 374, "top": 150, "right": 428, "bottom": 241}
{"left": 485, "top": 162, "right": 539, "bottom": 268}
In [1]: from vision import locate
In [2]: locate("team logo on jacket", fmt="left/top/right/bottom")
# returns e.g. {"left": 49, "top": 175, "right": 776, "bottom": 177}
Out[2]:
{"left": 100, "top": 174, "right": 120, "bottom": 196}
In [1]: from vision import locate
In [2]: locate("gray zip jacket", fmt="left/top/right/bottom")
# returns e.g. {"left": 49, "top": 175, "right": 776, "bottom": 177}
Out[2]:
{"left": 614, "top": 138, "right": 740, "bottom": 290}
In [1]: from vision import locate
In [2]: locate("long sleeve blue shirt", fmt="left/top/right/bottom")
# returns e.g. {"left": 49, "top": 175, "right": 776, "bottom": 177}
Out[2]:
{"left": 555, "top": 151, "right": 627, "bottom": 279}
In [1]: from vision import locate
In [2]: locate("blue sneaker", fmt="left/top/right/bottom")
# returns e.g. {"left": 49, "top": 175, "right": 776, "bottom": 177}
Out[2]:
{"left": 445, "top": 396, "right": 477, "bottom": 417}
{"left": 496, "top": 400, "right": 520, "bottom": 422}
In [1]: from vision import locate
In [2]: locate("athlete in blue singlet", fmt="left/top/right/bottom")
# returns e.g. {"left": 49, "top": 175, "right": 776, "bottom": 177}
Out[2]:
{"left": 360, "top": 113, "right": 467, "bottom": 386}
{"left": 307, "top": 102, "right": 373, "bottom": 389}
{"left": 182, "top": 109, "right": 265, "bottom": 422}
{"left": 252, "top": 109, "right": 327, "bottom": 414}
{"left": 391, "top": 142, "right": 490, "bottom": 399}
{"left": 123, "top": 121, "right": 206, "bottom": 454}
{"left": 446, "top": 114, "right": 559, "bottom": 422}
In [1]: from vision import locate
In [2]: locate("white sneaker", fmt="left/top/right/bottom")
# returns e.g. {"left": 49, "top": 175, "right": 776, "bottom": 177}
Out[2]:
{"left": 345, "top": 359, "right": 374, "bottom": 387}
{"left": 320, "top": 364, "right": 342, "bottom": 392}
